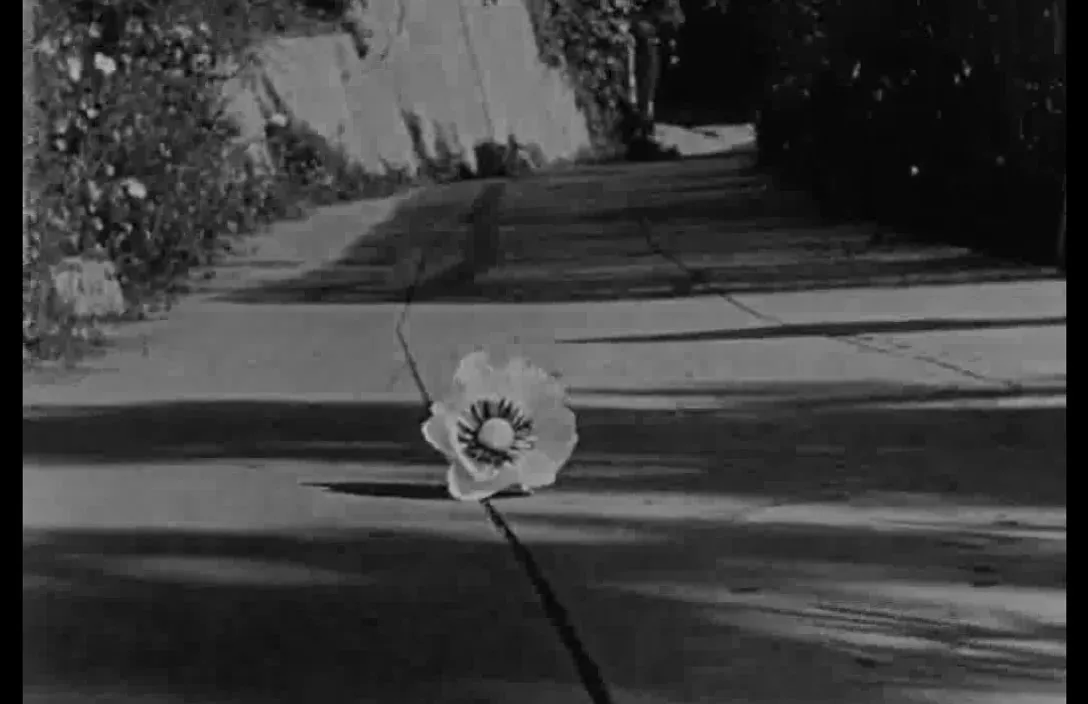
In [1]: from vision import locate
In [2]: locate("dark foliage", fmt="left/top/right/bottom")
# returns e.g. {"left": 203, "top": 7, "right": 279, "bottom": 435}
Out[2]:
{"left": 753, "top": 0, "right": 1065, "bottom": 263}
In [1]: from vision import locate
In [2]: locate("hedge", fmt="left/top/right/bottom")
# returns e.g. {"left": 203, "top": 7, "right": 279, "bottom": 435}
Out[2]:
{"left": 22, "top": 0, "right": 409, "bottom": 364}
{"left": 754, "top": 0, "right": 1065, "bottom": 263}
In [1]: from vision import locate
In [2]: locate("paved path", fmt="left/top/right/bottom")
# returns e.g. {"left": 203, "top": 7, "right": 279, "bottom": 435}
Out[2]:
{"left": 24, "top": 137, "right": 1065, "bottom": 704}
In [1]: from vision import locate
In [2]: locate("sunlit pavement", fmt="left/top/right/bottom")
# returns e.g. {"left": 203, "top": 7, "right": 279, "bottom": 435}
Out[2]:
{"left": 24, "top": 136, "right": 1065, "bottom": 703}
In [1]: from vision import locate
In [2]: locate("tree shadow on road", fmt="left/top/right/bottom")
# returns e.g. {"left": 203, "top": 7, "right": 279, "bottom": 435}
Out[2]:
{"left": 24, "top": 501, "right": 1065, "bottom": 703}
{"left": 24, "top": 379, "right": 1066, "bottom": 703}
{"left": 557, "top": 314, "right": 1067, "bottom": 345}
{"left": 24, "top": 379, "right": 1066, "bottom": 507}
{"left": 212, "top": 153, "right": 1056, "bottom": 306}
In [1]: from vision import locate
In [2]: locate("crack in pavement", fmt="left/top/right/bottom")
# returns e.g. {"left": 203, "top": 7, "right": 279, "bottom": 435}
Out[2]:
{"left": 389, "top": 184, "right": 617, "bottom": 704}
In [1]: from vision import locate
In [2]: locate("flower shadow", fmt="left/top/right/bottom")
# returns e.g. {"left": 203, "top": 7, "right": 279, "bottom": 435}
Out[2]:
{"left": 305, "top": 481, "right": 533, "bottom": 502}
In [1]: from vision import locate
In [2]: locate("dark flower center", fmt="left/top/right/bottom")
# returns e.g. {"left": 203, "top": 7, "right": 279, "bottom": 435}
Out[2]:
{"left": 456, "top": 397, "right": 535, "bottom": 469}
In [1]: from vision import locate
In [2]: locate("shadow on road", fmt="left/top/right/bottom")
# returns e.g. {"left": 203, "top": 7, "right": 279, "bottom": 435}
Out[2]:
{"left": 24, "top": 378, "right": 1066, "bottom": 703}
{"left": 215, "top": 154, "right": 1056, "bottom": 306}
{"left": 306, "top": 481, "right": 533, "bottom": 502}
{"left": 558, "top": 314, "right": 1067, "bottom": 345}
{"left": 23, "top": 379, "right": 1066, "bottom": 507}
{"left": 23, "top": 520, "right": 1065, "bottom": 704}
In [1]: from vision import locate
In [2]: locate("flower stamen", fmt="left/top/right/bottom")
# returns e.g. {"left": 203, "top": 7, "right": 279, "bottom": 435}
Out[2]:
{"left": 456, "top": 397, "right": 535, "bottom": 471}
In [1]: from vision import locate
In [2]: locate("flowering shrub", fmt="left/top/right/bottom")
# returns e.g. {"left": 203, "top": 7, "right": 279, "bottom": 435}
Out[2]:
{"left": 23, "top": 0, "right": 412, "bottom": 364}
{"left": 24, "top": 1, "right": 266, "bottom": 358}
{"left": 523, "top": 0, "right": 684, "bottom": 155}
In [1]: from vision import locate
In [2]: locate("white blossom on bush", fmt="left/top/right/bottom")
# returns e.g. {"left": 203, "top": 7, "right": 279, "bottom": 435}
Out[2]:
{"left": 36, "top": 37, "right": 58, "bottom": 58}
{"left": 65, "top": 56, "right": 82, "bottom": 82}
{"left": 121, "top": 178, "right": 148, "bottom": 200}
{"left": 94, "top": 52, "right": 117, "bottom": 77}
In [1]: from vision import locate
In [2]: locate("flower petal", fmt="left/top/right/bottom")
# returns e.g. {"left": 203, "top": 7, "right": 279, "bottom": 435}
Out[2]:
{"left": 517, "top": 404, "right": 577, "bottom": 489}
{"left": 451, "top": 349, "right": 502, "bottom": 401}
{"left": 517, "top": 450, "right": 562, "bottom": 489}
{"left": 447, "top": 458, "right": 519, "bottom": 501}
{"left": 533, "top": 403, "right": 579, "bottom": 460}
{"left": 501, "top": 356, "right": 568, "bottom": 410}
{"left": 421, "top": 403, "right": 456, "bottom": 458}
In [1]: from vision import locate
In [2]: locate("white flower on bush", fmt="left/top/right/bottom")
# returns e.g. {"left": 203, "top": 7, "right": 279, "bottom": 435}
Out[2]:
{"left": 66, "top": 56, "right": 83, "bottom": 82}
{"left": 121, "top": 178, "right": 148, "bottom": 200}
{"left": 267, "top": 113, "right": 288, "bottom": 128}
{"left": 36, "top": 37, "right": 58, "bottom": 58}
{"left": 94, "top": 53, "right": 117, "bottom": 77}
{"left": 88, "top": 23, "right": 103, "bottom": 39}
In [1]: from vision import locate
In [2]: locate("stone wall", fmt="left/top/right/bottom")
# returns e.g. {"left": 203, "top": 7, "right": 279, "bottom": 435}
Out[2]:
{"left": 222, "top": 0, "right": 592, "bottom": 178}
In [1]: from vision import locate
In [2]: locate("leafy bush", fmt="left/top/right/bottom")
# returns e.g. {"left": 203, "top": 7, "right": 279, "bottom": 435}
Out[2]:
{"left": 22, "top": 0, "right": 410, "bottom": 364}
{"left": 755, "top": 0, "right": 1065, "bottom": 262}
{"left": 265, "top": 115, "right": 413, "bottom": 205}
{"left": 523, "top": 0, "right": 684, "bottom": 156}
{"left": 26, "top": 1, "right": 254, "bottom": 356}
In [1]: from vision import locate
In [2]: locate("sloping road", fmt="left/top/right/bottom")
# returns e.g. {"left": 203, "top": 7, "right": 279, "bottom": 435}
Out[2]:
{"left": 25, "top": 136, "right": 1065, "bottom": 704}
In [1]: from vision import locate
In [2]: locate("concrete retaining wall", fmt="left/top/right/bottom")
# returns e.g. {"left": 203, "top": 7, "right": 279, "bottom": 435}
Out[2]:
{"left": 222, "top": 0, "right": 592, "bottom": 178}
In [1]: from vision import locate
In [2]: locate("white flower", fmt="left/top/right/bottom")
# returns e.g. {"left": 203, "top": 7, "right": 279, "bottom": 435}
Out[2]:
{"left": 909, "top": 165, "right": 920, "bottom": 177}
{"left": 423, "top": 350, "right": 578, "bottom": 501}
{"left": 122, "top": 178, "right": 148, "bottom": 200}
{"left": 94, "top": 52, "right": 117, "bottom": 76}
{"left": 267, "top": 113, "right": 288, "bottom": 128}
{"left": 66, "top": 56, "right": 83, "bottom": 82}
{"left": 36, "top": 37, "right": 58, "bottom": 58}
{"left": 88, "top": 23, "right": 102, "bottom": 39}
